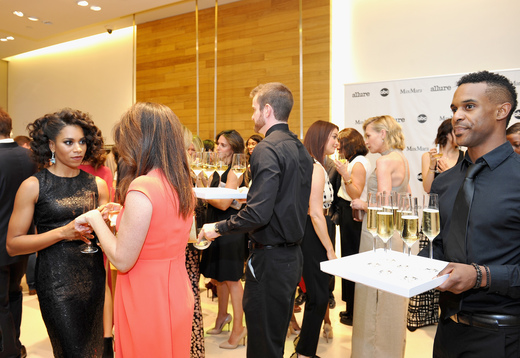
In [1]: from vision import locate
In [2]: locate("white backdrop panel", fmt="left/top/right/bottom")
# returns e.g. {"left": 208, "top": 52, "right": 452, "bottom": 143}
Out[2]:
{"left": 344, "top": 69, "right": 520, "bottom": 198}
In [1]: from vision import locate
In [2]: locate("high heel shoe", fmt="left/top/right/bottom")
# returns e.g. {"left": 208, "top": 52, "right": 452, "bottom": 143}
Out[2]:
{"left": 322, "top": 323, "right": 333, "bottom": 343}
{"left": 207, "top": 313, "right": 232, "bottom": 335}
{"left": 205, "top": 281, "right": 218, "bottom": 301}
{"left": 287, "top": 319, "right": 301, "bottom": 337}
{"left": 219, "top": 327, "right": 247, "bottom": 349}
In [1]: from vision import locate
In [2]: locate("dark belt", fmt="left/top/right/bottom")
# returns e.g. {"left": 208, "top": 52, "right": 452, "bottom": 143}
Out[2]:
{"left": 450, "top": 311, "right": 520, "bottom": 331}
{"left": 248, "top": 241, "right": 299, "bottom": 250}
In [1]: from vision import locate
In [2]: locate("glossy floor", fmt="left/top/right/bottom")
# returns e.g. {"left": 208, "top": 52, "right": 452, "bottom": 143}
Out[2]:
{"left": 19, "top": 275, "right": 437, "bottom": 357}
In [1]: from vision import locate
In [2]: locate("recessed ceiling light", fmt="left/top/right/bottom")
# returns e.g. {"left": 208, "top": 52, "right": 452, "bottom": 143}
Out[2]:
{"left": 90, "top": 5, "right": 101, "bottom": 11}
{"left": 0, "top": 38, "right": 7, "bottom": 42}
{"left": 13, "top": 11, "right": 24, "bottom": 17}
{"left": 43, "top": 21, "right": 53, "bottom": 25}
{"left": 27, "top": 16, "right": 39, "bottom": 21}
{"left": 6, "top": 36, "right": 14, "bottom": 40}
{"left": 77, "top": 1, "right": 89, "bottom": 6}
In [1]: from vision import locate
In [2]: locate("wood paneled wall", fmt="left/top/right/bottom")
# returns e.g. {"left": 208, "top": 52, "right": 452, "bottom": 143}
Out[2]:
{"left": 136, "top": 0, "right": 329, "bottom": 143}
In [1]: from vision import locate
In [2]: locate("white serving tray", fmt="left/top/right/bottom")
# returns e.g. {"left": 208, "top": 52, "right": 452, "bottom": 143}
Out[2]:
{"left": 193, "top": 187, "right": 247, "bottom": 200}
{"left": 320, "top": 249, "right": 449, "bottom": 298}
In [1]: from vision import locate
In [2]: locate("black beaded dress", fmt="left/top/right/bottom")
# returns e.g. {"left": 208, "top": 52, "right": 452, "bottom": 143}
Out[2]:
{"left": 33, "top": 169, "right": 105, "bottom": 357}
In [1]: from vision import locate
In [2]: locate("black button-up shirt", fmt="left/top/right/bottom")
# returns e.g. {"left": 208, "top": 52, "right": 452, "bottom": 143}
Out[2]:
{"left": 217, "top": 123, "right": 313, "bottom": 246}
{"left": 431, "top": 141, "right": 520, "bottom": 315}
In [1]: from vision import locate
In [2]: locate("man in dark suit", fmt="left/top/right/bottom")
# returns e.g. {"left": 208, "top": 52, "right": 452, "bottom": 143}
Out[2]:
{"left": 0, "top": 107, "right": 36, "bottom": 358}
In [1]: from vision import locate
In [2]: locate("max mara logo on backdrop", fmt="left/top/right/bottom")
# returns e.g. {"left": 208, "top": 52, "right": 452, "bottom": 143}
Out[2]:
{"left": 400, "top": 88, "right": 422, "bottom": 94}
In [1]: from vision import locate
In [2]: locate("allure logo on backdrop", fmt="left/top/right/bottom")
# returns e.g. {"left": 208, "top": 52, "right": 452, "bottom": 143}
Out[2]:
{"left": 430, "top": 85, "right": 452, "bottom": 92}
{"left": 352, "top": 92, "right": 370, "bottom": 98}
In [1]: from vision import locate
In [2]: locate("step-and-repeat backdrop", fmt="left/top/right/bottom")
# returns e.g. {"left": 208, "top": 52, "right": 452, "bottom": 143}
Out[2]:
{"left": 343, "top": 69, "right": 520, "bottom": 198}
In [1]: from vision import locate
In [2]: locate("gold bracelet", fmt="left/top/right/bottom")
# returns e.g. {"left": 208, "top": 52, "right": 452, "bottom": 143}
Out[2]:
{"left": 345, "top": 178, "right": 353, "bottom": 185}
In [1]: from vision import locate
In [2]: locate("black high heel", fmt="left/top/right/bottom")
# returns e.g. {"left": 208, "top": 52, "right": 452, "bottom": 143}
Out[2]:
{"left": 205, "top": 281, "right": 218, "bottom": 301}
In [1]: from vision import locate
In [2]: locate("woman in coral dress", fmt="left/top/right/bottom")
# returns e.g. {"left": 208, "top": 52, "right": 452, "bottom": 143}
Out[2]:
{"left": 76, "top": 102, "right": 196, "bottom": 357}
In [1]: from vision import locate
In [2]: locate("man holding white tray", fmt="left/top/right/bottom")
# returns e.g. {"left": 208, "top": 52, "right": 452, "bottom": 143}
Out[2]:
{"left": 429, "top": 70, "right": 520, "bottom": 357}
{"left": 199, "top": 82, "right": 313, "bottom": 358}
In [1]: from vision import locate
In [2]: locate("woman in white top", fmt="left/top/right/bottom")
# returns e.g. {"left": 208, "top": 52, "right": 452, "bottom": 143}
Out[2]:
{"left": 291, "top": 120, "right": 338, "bottom": 358}
{"left": 333, "top": 128, "right": 371, "bottom": 326}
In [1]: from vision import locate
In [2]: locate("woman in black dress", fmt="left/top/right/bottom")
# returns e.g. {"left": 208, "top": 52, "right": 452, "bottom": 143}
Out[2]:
{"left": 200, "top": 129, "right": 247, "bottom": 349}
{"left": 7, "top": 108, "right": 109, "bottom": 357}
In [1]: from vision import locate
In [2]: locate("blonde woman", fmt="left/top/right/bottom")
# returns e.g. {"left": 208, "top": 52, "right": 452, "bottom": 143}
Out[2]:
{"left": 350, "top": 115, "right": 410, "bottom": 358}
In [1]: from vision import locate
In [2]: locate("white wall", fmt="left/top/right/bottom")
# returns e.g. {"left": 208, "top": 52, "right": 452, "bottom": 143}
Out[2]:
{"left": 331, "top": 0, "right": 520, "bottom": 128}
{"left": 7, "top": 27, "right": 134, "bottom": 144}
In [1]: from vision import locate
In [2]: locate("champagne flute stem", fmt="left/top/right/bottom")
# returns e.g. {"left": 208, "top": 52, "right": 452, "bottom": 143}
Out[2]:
{"left": 407, "top": 245, "right": 412, "bottom": 257}
{"left": 429, "top": 239, "right": 433, "bottom": 259}
{"left": 372, "top": 235, "right": 377, "bottom": 253}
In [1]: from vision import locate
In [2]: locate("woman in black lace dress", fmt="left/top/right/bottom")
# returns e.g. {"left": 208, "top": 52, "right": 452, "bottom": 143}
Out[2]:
{"left": 7, "top": 108, "right": 109, "bottom": 357}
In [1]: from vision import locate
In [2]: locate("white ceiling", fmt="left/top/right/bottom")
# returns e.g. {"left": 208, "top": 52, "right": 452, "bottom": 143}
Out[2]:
{"left": 0, "top": 0, "right": 240, "bottom": 60}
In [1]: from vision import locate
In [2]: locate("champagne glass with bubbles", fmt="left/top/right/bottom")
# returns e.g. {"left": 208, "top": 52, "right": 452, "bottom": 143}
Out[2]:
{"left": 202, "top": 151, "right": 217, "bottom": 187}
{"left": 400, "top": 196, "right": 419, "bottom": 256}
{"left": 231, "top": 153, "right": 246, "bottom": 185}
{"left": 377, "top": 192, "right": 394, "bottom": 253}
{"left": 422, "top": 193, "right": 440, "bottom": 259}
{"left": 366, "top": 192, "right": 380, "bottom": 253}
{"left": 215, "top": 152, "right": 229, "bottom": 187}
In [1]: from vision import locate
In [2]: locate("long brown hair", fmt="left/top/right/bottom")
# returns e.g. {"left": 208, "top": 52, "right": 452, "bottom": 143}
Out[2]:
{"left": 113, "top": 102, "right": 195, "bottom": 217}
{"left": 304, "top": 120, "right": 339, "bottom": 166}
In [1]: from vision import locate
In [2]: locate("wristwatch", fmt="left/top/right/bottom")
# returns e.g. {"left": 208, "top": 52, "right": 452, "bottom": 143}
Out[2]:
{"left": 213, "top": 223, "right": 220, "bottom": 234}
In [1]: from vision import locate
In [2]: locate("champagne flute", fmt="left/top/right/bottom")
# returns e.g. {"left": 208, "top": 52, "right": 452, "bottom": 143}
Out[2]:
{"left": 189, "top": 151, "right": 203, "bottom": 185}
{"left": 396, "top": 192, "right": 410, "bottom": 253}
{"left": 215, "top": 152, "right": 229, "bottom": 187}
{"left": 337, "top": 152, "right": 347, "bottom": 164}
{"left": 400, "top": 195, "right": 419, "bottom": 256}
{"left": 202, "top": 151, "right": 217, "bottom": 188}
{"left": 422, "top": 193, "right": 440, "bottom": 259}
{"left": 231, "top": 153, "right": 246, "bottom": 185}
{"left": 366, "top": 192, "right": 380, "bottom": 253}
{"left": 80, "top": 191, "right": 99, "bottom": 254}
{"left": 192, "top": 216, "right": 211, "bottom": 250}
{"left": 377, "top": 192, "right": 394, "bottom": 253}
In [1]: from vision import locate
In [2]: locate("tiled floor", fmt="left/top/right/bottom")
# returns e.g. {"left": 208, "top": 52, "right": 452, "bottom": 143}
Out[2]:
{"left": 19, "top": 275, "right": 437, "bottom": 357}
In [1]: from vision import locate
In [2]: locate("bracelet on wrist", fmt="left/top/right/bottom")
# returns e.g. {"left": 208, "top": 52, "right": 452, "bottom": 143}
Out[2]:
{"left": 471, "top": 262, "right": 482, "bottom": 289}
{"left": 483, "top": 265, "right": 491, "bottom": 290}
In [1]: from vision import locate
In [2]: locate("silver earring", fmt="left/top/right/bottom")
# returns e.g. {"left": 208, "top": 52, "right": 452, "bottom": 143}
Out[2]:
{"left": 50, "top": 151, "right": 56, "bottom": 164}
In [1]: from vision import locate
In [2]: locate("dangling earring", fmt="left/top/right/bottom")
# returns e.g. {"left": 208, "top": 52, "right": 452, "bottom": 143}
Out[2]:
{"left": 50, "top": 151, "right": 56, "bottom": 164}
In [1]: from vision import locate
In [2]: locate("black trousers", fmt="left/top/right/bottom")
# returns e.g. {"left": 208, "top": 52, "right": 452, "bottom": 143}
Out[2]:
{"left": 434, "top": 317, "right": 520, "bottom": 358}
{"left": 243, "top": 244, "right": 303, "bottom": 358}
{"left": 337, "top": 198, "right": 362, "bottom": 315}
{"left": 0, "top": 259, "right": 28, "bottom": 358}
{"left": 296, "top": 216, "right": 333, "bottom": 356}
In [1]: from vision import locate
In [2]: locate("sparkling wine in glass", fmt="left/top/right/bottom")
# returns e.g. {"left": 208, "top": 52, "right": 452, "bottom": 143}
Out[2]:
{"left": 189, "top": 151, "right": 203, "bottom": 184}
{"left": 80, "top": 191, "right": 98, "bottom": 254}
{"left": 202, "top": 151, "right": 217, "bottom": 187}
{"left": 366, "top": 192, "right": 380, "bottom": 253}
{"left": 193, "top": 227, "right": 212, "bottom": 250}
{"left": 231, "top": 153, "right": 246, "bottom": 183}
{"left": 422, "top": 193, "right": 440, "bottom": 259}
{"left": 400, "top": 195, "right": 419, "bottom": 256}
{"left": 337, "top": 152, "right": 347, "bottom": 164}
{"left": 377, "top": 192, "right": 394, "bottom": 253}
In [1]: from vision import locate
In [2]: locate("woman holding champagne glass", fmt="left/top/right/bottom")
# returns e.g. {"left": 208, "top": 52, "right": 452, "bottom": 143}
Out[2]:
{"left": 75, "top": 102, "right": 196, "bottom": 357}
{"left": 199, "top": 129, "right": 248, "bottom": 349}
{"left": 7, "top": 108, "right": 109, "bottom": 357}
{"left": 333, "top": 128, "right": 370, "bottom": 326}
{"left": 350, "top": 115, "right": 410, "bottom": 358}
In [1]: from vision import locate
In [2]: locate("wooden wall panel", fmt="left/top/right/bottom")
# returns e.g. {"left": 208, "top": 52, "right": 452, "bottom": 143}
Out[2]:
{"left": 136, "top": 0, "right": 329, "bottom": 143}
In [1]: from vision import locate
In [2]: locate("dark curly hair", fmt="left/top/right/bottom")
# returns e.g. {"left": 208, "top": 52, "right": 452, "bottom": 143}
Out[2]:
{"left": 27, "top": 108, "right": 105, "bottom": 170}
{"left": 457, "top": 70, "right": 518, "bottom": 126}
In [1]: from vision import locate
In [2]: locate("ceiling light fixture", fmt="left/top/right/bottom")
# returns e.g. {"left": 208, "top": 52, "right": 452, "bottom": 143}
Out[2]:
{"left": 0, "top": 38, "right": 7, "bottom": 42}
{"left": 13, "top": 11, "right": 24, "bottom": 17}
{"left": 90, "top": 5, "right": 101, "bottom": 11}
{"left": 6, "top": 36, "right": 14, "bottom": 40}
{"left": 77, "top": 1, "right": 89, "bottom": 6}
{"left": 27, "top": 16, "right": 39, "bottom": 22}
{"left": 43, "top": 21, "right": 53, "bottom": 25}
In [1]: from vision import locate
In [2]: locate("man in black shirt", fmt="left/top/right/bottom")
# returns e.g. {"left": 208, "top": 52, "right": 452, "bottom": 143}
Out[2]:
{"left": 431, "top": 71, "right": 520, "bottom": 357}
{"left": 0, "top": 108, "right": 36, "bottom": 358}
{"left": 200, "top": 82, "right": 313, "bottom": 357}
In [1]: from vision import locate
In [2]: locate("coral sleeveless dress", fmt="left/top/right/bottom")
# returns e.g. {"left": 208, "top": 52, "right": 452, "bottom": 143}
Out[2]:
{"left": 114, "top": 169, "right": 194, "bottom": 357}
